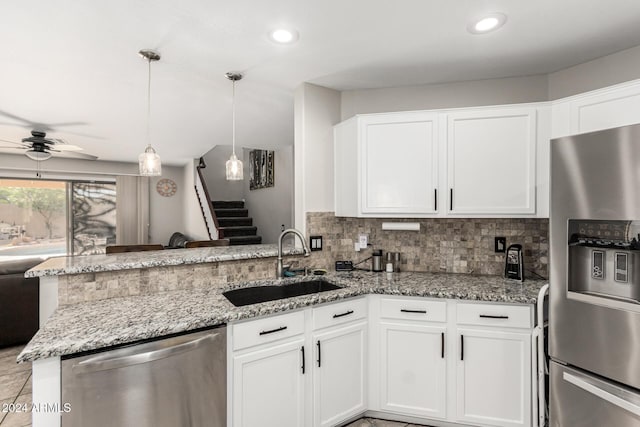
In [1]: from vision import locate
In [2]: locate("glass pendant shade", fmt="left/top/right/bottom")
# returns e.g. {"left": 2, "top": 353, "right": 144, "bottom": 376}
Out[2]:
{"left": 139, "top": 144, "right": 162, "bottom": 176}
{"left": 226, "top": 153, "right": 243, "bottom": 180}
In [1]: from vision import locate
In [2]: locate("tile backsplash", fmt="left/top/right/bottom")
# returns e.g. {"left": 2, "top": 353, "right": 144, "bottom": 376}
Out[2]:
{"left": 57, "top": 256, "right": 299, "bottom": 305}
{"left": 305, "top": 212, "right": 548, "bottom": 278}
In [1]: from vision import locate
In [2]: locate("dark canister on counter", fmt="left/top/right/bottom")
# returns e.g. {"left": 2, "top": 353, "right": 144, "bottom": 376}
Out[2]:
{"left": 372, "top": 249, "right": 384, "bottom": 272}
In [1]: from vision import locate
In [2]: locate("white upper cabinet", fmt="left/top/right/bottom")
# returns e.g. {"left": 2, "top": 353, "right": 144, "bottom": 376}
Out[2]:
{"left": 360, "top": 113, "right": 439, "bottom": 215}
{"left": 551, "top": 80, "right": 640, "bottom": 138}
{"left": 335, "top": 105, "right": 545, "bottom": 218}
{"left": 334, "top": 112, "right": 439, "bottom": 217}
{"left": 446, "top": 108, "right": 537, "bottom": 215}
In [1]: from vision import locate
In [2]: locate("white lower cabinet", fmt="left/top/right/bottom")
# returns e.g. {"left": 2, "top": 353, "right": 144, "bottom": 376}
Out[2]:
{"left": 374, "top": 297, "right": 534, "bottom": 427}
{"left": 379, "top": 322, "right": 446, "bottom": 419}
{"left": 313, "top": 321, "right": 367, "bottom": 427}
{"left": 456, "top": 328, "right": 532, "bottom": 427}
{"left": 230, "top": 299, "right": 368, "bottom": 427}
{"left": 230, "top": 296, "right": 534, "bottom": 427}
{"left": 232, "top": 337, "right": 306, "bottom": 427}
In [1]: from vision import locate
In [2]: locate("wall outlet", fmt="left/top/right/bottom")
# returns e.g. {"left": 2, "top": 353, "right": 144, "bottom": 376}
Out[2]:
{"left": 495, "top": 237, "right": 507, "bottom": 253}
{"left": 359, "top": 234, "right": 368, "bottom": 249}
{"left": 310, "top": 235, "right": 323, "bottom": 251}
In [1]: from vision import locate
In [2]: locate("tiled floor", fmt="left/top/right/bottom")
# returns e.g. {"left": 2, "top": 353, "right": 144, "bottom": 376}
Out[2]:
{"left": 0, "top": 346, "right": 32, "bottom": 427}
{"left": 343, "top": 417, "right": 432, "bottom": 427}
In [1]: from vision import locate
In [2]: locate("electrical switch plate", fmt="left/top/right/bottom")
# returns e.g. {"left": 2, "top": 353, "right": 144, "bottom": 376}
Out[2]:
{"left": 354, "top": 242, "right": 360, "bottom": 252}
{"left": 310, "top": 235, "right": 322, "bottom": 251}
{"left": 359, "top": 234, "right": 368, "bottom": 249}
{"left": 495, "top": 237, "right": 506, "bottom": 253}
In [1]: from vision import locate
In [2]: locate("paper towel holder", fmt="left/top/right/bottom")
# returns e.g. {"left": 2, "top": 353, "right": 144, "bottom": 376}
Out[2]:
{"left": 381, "top": 222, "right": 420, "bottom": 231}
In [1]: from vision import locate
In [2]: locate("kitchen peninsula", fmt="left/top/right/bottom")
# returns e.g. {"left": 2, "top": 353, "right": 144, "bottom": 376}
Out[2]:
{"left": 19, "top": 244, "right": 547, "bottom": 427}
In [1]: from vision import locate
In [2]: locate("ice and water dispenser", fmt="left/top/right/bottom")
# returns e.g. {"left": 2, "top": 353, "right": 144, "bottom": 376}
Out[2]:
{"left": 568, "top": 219, "right": 640, "bottom": 303}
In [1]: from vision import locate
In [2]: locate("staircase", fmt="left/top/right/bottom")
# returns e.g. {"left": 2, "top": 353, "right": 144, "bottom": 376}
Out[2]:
{"left": 212, "top": 201, "right": 262, "bottom": 246}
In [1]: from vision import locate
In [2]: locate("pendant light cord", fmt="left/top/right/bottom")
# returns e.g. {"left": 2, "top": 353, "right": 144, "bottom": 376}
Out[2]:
{"left": 146, "top": 58, "right": 152, "bottom": 147}
{"left": 232, "top": 78, "right": 236, "bottom": 156}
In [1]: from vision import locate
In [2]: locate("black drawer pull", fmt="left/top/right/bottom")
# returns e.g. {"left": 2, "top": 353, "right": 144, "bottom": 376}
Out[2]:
{"left": 259, "top": 326, "right": 287, "bottom": 336}
{"left": 479, "top": 314, "right": 509, "bottom": 319}
{"left": 441, "top": 332, "right": 445, "bottom": 359}
{"left": 401, "top": 309, "right": 427, "bottom": 314}
{"left": 333, "top": 310, "right": 354, "bottom": 318}
{"left": 460, "top": 335, "right": 464, "bottom": 361}
{"left": 434, "top": 189, "right": 437, "bottom": 211}
{"left": 317, "top": 340, "right": 321, "bottom": 368}
{"left": 450, "top": 188, "right": 453, "bottom": 211}
{"left": 301, "top": 346, "right": 305, "bottom": 374}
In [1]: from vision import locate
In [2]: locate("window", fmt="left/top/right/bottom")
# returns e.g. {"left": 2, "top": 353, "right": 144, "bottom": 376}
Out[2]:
{"left": 0, "top": 178, "right": 116, "bottom": 261}
{"left": 71, "top": 182, "right": 116, "bottom": 256}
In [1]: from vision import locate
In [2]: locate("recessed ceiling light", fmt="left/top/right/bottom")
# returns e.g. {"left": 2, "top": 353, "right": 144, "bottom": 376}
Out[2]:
{"left": 269, "top": 28, "right": 299, "bottom": 44}
{"left": 468, "top": 13, "right": 507, "bottom": 34}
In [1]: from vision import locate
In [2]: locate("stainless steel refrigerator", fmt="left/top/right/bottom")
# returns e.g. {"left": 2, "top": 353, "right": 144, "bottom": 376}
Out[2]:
{"left": 550, "top": 124, "right": 640, "bottom": 426}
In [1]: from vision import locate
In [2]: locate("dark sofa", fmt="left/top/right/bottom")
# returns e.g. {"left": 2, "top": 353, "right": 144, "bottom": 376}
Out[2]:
{"left": 0, "top": 258, "right": 41, "bottom": 348}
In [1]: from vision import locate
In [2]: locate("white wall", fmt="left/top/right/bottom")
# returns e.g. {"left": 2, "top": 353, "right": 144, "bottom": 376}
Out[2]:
{"left": 242, "top": 146, "right": 293, "bottom": 244}
{"left": 182, "top": 159, "right": 209, "bottom": 241}
{"left": 148, "top": 165, "right": 185, "bottom": 244}
{"left": 340, "top": 74, "right": 549, "bottom": 120}
{"left": 200, "top": 145, "right": 244, "bottom": 201}
{"left": 548, "top": 44, "right": 640, "bottom": 100}
{"left": 294, "top": 83, "right": 342, "bottom": 233}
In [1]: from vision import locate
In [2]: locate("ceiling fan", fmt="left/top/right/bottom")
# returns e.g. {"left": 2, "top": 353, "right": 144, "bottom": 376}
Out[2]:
{"left": 0, "top": 130, "right": 98, "bottom": 161}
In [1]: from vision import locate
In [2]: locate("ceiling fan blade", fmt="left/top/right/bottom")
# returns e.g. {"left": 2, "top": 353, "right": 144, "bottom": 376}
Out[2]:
{"left": 0, "top": 146, "right": 27, "bottom": 150}
{"left": 51, "top": 150, "right": 98, "bottom": 161}
{"left": 53, "top": 143, "right": 84, "bottom": 151}
{"left": 0, "top": 138, "right": 27, "bottom": 147}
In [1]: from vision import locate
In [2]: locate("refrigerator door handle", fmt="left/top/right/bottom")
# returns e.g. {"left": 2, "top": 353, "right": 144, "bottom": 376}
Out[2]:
{"left": 564, "top": 371, "right": 640, "bottom": 417}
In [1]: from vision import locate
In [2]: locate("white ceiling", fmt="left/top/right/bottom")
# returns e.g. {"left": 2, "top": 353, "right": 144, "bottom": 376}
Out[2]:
{"left": 1, "top": 0, "right": 640, "bottom": 166}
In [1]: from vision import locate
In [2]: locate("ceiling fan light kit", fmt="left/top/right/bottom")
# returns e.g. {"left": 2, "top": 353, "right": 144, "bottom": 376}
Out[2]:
{"left": 225, "top": 72, "right": 243, "bottom": 181}
{"left": 138, "top": 49, "right": 162, "bottom": 177}
{"left": 25, "top": 149, "right": 52, "bottom": 161}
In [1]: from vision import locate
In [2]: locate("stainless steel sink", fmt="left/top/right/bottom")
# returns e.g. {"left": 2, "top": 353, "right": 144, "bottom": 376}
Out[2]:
{"left": 223, "top": 280, "right": 342, "bottom": 307}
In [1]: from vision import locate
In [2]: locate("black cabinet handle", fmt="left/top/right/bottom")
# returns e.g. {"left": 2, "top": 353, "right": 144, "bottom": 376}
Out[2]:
{"left": 259, "top": 326, "right": 287, "bottom": 336}
{"left": 460, "top": 335, "right": 464, "bottom": 361}
{"left": 450, "top": 188, "right": 453, "bottom": 211}
{"left": 479, "top": 314, "right": 509, "bottom": 319}
{"left": 333, "top": 310, "right": 354, "bottom": 318}
{"left": 301, "top": 346, "right": 305, "bottom": 374}
{"left": 400, "top": 309, "right": 427, "bottom": 314}
{"left": 441, "top": 332, "right": 445, "bottom": 359}
{"left": 434, "top": 189, "right": 437, "bottom": 211}
{"left": 317, "top": 340, "right": 321, "bottom": 368}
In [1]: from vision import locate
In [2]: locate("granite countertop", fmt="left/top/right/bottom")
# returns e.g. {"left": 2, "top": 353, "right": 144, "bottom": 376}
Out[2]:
{"left": 18, "top": 271, "right": 547, "bottom": 363}
{"left": 25, "top": 244, "right": 304, "bottom": 278}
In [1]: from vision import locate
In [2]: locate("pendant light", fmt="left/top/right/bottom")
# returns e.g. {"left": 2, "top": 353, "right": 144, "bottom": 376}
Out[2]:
{"left": 225, "top": 72, "right": 243, "bottom": 180}
{"left": 138, "top": 49, "right": 162, "bottom": 176}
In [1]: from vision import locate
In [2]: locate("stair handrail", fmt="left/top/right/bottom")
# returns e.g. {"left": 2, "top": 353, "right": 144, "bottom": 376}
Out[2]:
{"left": 195, "top": 157, "right": 223, "bottom": 239}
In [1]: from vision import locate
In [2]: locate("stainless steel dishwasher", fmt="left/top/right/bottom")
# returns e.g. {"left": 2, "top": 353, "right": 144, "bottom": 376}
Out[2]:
{"left": 61, "top": 327, "right": 226, "bottom": 427}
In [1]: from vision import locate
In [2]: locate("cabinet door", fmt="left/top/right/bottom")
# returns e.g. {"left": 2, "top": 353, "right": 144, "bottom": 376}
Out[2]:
{"left": 232, "top": 338, "right": 306, "bottom": 427}
{"left": 447, "top": 108, "right": 536, "bottom": 215}
{"left": 360, "top": 112, "right": 439, "bottom": 215}
{"left": 313, "top": 321, "right": 367, "bottom": 427}
{"left": 456, "top": 328, "right": 531, "bottom": 427}
{"left": 379, "top": 322, "right": 447, "bottom": 419}
{"left": 569, "top": 83, "right": 640, "bottom": 135}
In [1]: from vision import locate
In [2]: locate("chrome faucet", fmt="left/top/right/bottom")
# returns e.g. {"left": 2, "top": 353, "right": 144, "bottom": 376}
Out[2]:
{"left": 277, "top": 228, "right": 311, "bottom": 278}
